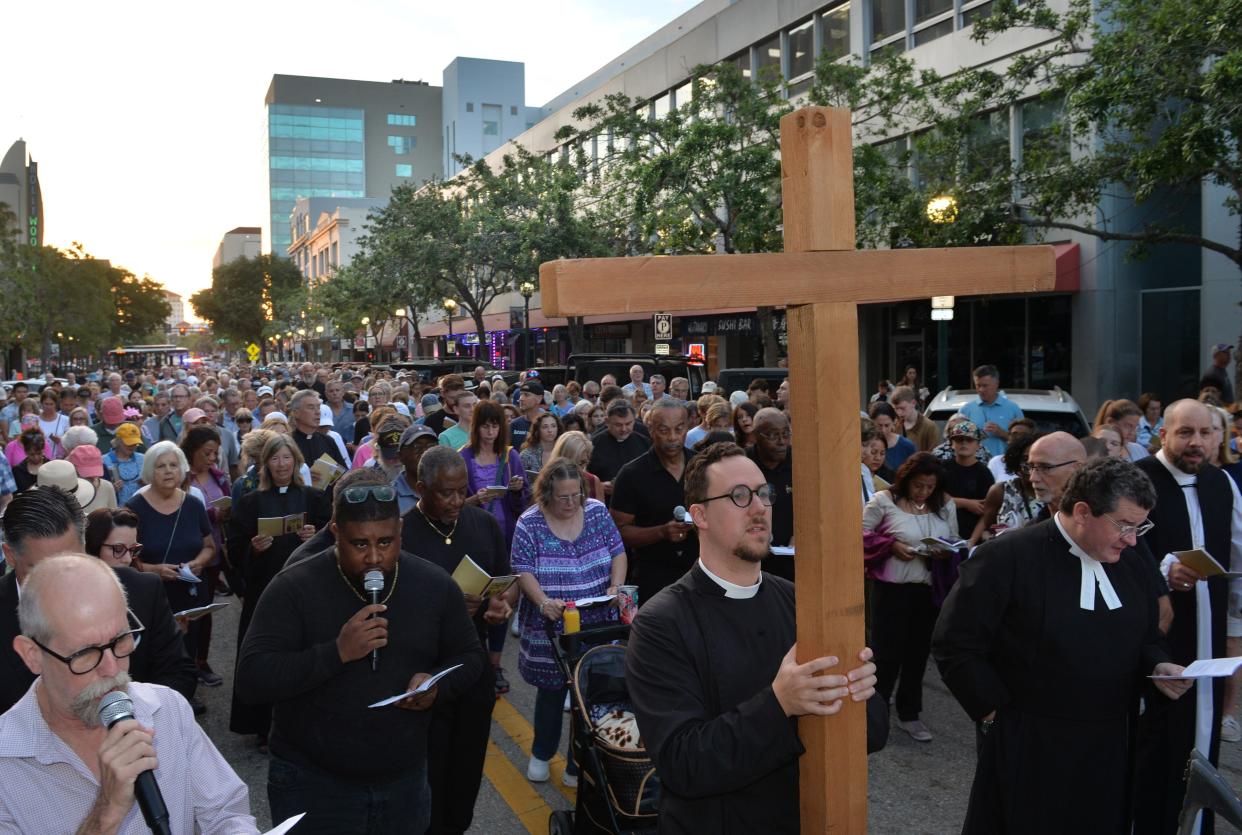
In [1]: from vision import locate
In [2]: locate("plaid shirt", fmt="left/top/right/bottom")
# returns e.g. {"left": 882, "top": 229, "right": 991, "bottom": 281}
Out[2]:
{"left": 0, "top": 455, "right": 14, "bottom": 497}
{"left": 0, "top": 681, "right": 257, "bottom": 834}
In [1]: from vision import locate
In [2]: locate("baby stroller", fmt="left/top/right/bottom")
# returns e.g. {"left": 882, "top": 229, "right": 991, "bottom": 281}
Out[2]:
{"left": 545, "top": 622, "right": 659, "bottom": 835}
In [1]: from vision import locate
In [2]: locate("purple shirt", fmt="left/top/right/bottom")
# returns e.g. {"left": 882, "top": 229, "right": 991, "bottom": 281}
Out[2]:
{"left": 511, "top": 500, "right": 624, "bottom": 689}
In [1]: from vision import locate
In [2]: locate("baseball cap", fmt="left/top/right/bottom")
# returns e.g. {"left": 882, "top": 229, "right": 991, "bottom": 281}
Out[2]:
{"left": 318, "top": 404, "right": 335, "bottom": 427}
{"left": 115, "top": 423, "right": 142, "bottom": 446}
{"left": 420, "top": 393, "right": 441, "bottom": 413}
{"left": 256, "top": 385, "right": 274, "bottom": 396}
{"left": 67, "top": 444, "right": 105, "bottom": 479}
{"left": 100, "top": 397, "right": 125, "bottom": 425}
{"left": 701, "top": 381, "right": 718, "bottom": 394}
{"left": 392, "top": 402, "right": 411, "bottom": 418}
{"left": 520, "top": 381, "right": 545, "bottom": 397}
{"left": 400, "top": 424, "right": 437, "bottom": 447}
{"left": 1212, "top": 343, "right": 1234, "bottom": 355}
{"left": 182, "top": 408, "right": 208, "bottom": 425}
{"left": 376, "top": 419, "right": 407, "bottom": 459}
{"left": 947, "top": 420, "right": 984, "bottom": 441}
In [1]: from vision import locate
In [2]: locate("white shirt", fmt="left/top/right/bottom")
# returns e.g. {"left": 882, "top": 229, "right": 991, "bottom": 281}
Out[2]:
{"left": 987, "top": 455, "right": 1016, "bottom": 484}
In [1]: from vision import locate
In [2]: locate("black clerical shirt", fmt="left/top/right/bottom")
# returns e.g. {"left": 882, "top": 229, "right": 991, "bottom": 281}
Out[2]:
{"left": 611, "top": 447, "right": 697, "bottom": 602}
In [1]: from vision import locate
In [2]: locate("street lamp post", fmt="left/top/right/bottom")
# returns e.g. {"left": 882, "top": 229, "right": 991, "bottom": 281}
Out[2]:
{"left": 443, "top": 299, "right": 458, "bottom": 356}
{"left": 519, "top": 281, "right": 535, "bottom": 371}
{"left": 315, "top": 324, "right": 325, "bottom": 361}
{"left": 394, "top": 308, "right": 407, "bottom": 362}
{"left": 926, "top": 195, "right": 958, "bottom": 391}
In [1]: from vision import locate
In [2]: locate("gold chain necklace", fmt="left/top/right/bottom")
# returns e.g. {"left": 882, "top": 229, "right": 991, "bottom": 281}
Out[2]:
{"left": 416, "top": 503, "right": 459, "bottom": 545}
{"left": 336, "top": 555, "right": 399, "bottom": 604}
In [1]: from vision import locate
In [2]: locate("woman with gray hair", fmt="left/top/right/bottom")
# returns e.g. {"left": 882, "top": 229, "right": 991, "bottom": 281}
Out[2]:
{"left": 511, "top": 459, "right": 627, "bottom": 786}
{"left": 124, "top": 440, "right": 214, "bottom": 661}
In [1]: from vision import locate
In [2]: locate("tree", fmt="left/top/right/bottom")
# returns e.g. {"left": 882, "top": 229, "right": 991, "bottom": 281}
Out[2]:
{"left": 811, "top": 0, "right": 1242, "bottom": 386}
{"left": 190, "top": 255, "right": 303, "bottom": 354}
{"left": 560, "top": 63, "right": 793, "bottom": 364}
{"left": 108, "top": 268, "right": 172, "bottom": 347}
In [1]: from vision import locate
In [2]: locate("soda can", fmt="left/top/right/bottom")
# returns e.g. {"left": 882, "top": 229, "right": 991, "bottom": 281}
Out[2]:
{"left": 617, "top": 585, "right": 639, "bottom": 625}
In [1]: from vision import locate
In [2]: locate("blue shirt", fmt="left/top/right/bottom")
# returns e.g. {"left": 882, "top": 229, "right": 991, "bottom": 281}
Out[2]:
{"left": 330, "top": 403, "right": 355, "bottom": 444}
{"left": 884, "top": 435, "right": 917, "bottom": 472}
{"left": 959, "top": 395, "right": 1025, "bottom": 458}
{"left": 392, "top": 471, "right": 418, "bottom": 517}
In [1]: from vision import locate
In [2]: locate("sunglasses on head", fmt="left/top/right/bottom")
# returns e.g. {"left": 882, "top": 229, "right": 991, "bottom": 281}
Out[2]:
{"left": 340, "top": 485, "right": 397, "bottom": 504}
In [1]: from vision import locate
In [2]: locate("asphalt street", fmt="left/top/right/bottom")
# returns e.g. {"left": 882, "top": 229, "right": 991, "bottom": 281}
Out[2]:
{"left": 195, "top": 590, "right": 1242, "bottom": 834}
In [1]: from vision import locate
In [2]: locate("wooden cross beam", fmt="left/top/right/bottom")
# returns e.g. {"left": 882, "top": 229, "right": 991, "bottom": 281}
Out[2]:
{"left": 540, "top": 106, "right": 1057, "bottom": 833}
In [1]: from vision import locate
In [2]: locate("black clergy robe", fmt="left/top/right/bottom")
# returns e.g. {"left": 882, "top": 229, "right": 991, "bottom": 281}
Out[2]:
{"left": 932, "top": 519, "right": 1168, "bottom": 835}
{"left": 625, "top": 564, "right": 887, "bottom": 834}
{"left": 1133, "top": 456, "right": 1235, "bottom": 835}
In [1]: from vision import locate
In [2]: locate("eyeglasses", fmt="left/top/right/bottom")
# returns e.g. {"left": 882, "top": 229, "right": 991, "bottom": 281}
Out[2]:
{"left": 31, "top": 610, "right": 146, "bottom": 675}
{"left": 341, "top": 485, "right": 397, "bottom": 504}
{"left": 757, "top": 430, "right": 792, "bottom": 442}
{"left": 1020, "top": 460, "right": 1078, "bottom": 476}
{"left": 700, "top": 483, "right": 775, "bottom": 509}
{"left": 1105, "top": 515, "right": 1155, "bottom": 539}
{"left": 553, "top": 492, "right": 584, "bottom": 505}
{"left": 103, "top": 543, "right": 143, "bottom": 559}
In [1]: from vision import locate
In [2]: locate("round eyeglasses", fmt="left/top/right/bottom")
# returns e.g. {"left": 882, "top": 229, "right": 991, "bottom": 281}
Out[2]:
{"left": 700, "top": 483, "right": 776, "bottom": 509}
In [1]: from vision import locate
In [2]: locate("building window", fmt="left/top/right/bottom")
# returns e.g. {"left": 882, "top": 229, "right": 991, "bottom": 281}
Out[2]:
{"left": 755, "top": 35, "right": 781, "bottom": 81}
{"left": 787, "top": 18, "right": 815, "bottom": 80}
{"left": 1021, "top": 96, "right": 1070, "bottom": 165}
{"left": 387, "top": 113, "right": 417, "bottom": 126}
{"left": 673, "top": 80, "right": 694, "bottom": 110}
{"left": 822, "top": 3, "right": 851, "bottom": 60}
{"left": 961, "top": 0, "right": 994, "bottom": 26}
{"left": 871, "top": 0, "right": 905, "bottom": 43}
{"left": 510, "top": 105, "right": 518, "bottom": 115}
{"left": 466, "top": 102, "right": 474, "bottom": 113}
{"left": 652, "top": 92, "right": 672, "bottom": 119}
{"left": 482, "top": 103, "right": 501, "bottom": 136}
{"left": 387, "top": 135, "right": 416, "bottom": 154}
{"left": 967, "top": 109, "right": 1012, "bottom": 178}
{"left": 916, "top": 0, "right": 953, "bottom": 24}
{"left": 395, "top": 163, "right": 413, "bottom": 177}
{"left": 731, "top": 49, "right": 752, "bottom": 80}
{"left": 913, "top": 17, "right": 954, "bottom": 45}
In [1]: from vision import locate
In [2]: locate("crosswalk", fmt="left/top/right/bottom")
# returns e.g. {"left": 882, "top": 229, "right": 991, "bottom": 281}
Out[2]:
{"left": 483, "top": 696, "right": 575, "bottom": 833}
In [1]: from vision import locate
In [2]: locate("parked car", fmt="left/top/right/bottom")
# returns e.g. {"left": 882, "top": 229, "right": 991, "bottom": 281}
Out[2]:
{"left": 387, "top": 359, "right": 503, "bottom": 385}
{"left": 715, "top": 368, "right": 788, "bottom": 399}
{"left": 924, "top": 387, "right": 1091, "bottom": 437}
{"left": 565, "top": 354, "right": 707, "bottom": 397}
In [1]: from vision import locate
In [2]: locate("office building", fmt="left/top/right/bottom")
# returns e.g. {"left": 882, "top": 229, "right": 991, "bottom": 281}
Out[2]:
{"left": 287, "top": 197, "right": 386, "bottom": 284}
{"left": 213, "top": 226, "right": 262, "bottom": 269}
{"left": 441, "top": 58, "right": 545, "bottom": 177}
{"left": 0, "top": 140, "right": 43, "bottom": 248}
{"left": 409, "top": 0, "right": 1234, "bottom": 410}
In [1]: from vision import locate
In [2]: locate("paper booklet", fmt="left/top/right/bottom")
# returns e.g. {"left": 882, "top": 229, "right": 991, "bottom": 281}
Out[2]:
{"left": 921, "top": 537, "right": 968, "bottom": 552}
{"left": 770, "top": 545, "right": 795, "bottom": 557}
{"left": 258, "top": 513, "right": 306, "bottom": 537}
{"left": 173, "top": 602, "right": 230, "bottom": 622}
{"left": 262, "top": 813, "right": 306, "bottom": 835}
{"left": 573, "top": 595, "right": 616, "bottom": 608}
{"left": 450, "top": 555, "right": 518, "bottom": 598}
{"left": 1151, "top": 657, "right": 1242, "bottom": 679}
{"left": 1174, "top": 548, "right": 1242, "bottom": 580}
{"left": 176, "top": 564, "right": 201, "bottom": 584}
{"left": 368, "top": 664, "right": 465, "bottom": 708}
{"left": 310, "top": 454, "right": 345, "bottom": 490}
{"left": 210, "top": 495, "right": 232, "bottom": 510}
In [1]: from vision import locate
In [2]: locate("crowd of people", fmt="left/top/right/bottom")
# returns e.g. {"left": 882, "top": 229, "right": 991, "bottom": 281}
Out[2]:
{"left": 0, "top": 349, "right": 1238, "bottom": 833}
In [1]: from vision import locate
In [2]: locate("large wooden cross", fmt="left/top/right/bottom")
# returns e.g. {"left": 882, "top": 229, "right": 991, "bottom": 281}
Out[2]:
{"left": 540, "top": 106, "right": 1056, "bottom": 832}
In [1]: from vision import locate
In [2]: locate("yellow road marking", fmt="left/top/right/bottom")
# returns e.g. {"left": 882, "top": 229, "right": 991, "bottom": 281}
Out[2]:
{"left": 482, "top": 739, "right": 547, "bottom": 834}
{"left": 493, "top": 695, "right": 577, "bottom": 803}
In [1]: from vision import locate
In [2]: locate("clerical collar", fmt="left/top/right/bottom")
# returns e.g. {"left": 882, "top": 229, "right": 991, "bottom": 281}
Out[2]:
{"left": 1155, "top": 449, "right": 1197, "bottom": 486}
{"left": 278, "top": 485, "right": 289, "bottom": 495}
{"left": 697, "top": 559, "right": 762, "bottom": 599}
{"left": 1053, "top": 512, "right": 1122, "bottom": 611}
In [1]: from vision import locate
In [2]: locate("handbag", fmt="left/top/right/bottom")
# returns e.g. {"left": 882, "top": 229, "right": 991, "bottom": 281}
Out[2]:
{"left": 863, "top": 522, "right": 896, "bottom": 581}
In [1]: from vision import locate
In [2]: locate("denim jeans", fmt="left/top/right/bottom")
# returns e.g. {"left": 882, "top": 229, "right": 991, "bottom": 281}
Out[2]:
{"left": 532, "top": 686, "right": 577, "bottom": 775}
{"left": 267, "top": 754, "right": 430, "bottom": 835}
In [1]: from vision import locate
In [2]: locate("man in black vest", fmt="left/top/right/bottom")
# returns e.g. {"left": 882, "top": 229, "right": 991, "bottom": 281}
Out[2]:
{"left": 1133, "top": 399, "right": 1242, "bottom": 835}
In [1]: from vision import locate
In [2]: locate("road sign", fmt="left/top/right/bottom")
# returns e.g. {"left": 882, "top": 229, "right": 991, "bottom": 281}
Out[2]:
{"left": 653, "top": 313, "right": 673, "bottom": 341}
{"left": 246, "top": 343, "right": 260, "bottom": 362}
{"left": 396, "top": 336, "right": 407, "bottom": 348}
{"left": 654, "top": 342, "right": 671, "bottom": 356}
{"left": 446, "top": 340, "right": 457, "bottom": 354}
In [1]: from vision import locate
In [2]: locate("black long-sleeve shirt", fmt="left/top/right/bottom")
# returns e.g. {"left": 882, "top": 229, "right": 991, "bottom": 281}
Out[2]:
{"left": 235, "top": 550, "right": 484, "bottom": 780}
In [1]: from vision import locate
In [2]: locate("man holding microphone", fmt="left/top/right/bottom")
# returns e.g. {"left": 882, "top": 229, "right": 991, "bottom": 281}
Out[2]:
{"left": 236, "top": 468, "right": 484, "bottom": 835}
{"left": 0, "top": 555, "right": 255, "bottom": 834}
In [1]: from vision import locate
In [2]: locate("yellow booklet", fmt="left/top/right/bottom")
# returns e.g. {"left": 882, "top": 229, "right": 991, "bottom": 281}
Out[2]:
{"left": 450, "top": 555, "right": 518, "bottom": 597}
{"left": 310, "top": 454, "right": 344, "bottom": 490}
{"left": 258, "top": 513, "right": 305, "bottom": 537}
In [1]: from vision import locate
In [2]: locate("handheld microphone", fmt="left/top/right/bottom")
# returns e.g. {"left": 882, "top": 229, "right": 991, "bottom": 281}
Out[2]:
{"left": 673, "top": 505, "right": 690, "bottom": 525}
{"left": 98, "top": 691, "right": 172, "bottom": 835}
{"left": 364, "top": 569, "right": 385, "bottom": 672}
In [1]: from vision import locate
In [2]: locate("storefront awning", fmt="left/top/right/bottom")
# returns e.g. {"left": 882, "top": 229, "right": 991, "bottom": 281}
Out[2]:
{"left": 418, "top": 305, "right": 757, "bottom": 338}
{"left": 1053, "top": 242, "right": 1080, "bottom": 292}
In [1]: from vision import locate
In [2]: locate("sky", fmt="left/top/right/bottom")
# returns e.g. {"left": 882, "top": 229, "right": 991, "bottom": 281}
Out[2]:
{"left": 2, "top": 0, "right": 699, "bottom": 311}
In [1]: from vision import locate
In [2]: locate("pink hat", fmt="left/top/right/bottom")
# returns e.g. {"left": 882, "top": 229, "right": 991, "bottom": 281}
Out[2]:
{"left": 182, "top": 408, "right": 208, "bottom": 425}
{"left": 99, "top": 397, "right": 125, "bottom": 425}
{"left": 66, "top": 444, "right": 105, "bottom": 479}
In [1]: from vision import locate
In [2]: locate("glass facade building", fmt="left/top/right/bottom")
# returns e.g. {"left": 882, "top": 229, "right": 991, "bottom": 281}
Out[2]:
{"left": 267, "top": 104, "right": 366, "bottom": 254}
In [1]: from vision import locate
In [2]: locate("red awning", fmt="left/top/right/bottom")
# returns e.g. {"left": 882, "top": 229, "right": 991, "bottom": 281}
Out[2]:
{"left": 1053, "top": 242, "right": 1080, "bottom": 292}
